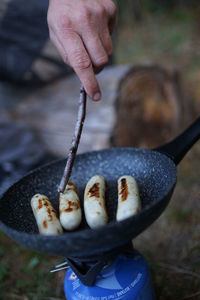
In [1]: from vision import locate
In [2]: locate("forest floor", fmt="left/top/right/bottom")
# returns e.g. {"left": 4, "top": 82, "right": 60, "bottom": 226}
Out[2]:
{"left": 115, "top": 10, "right": 200, "bottom": 299}
{"left": 0, "top": 9, "right": 200, "bottom": 300}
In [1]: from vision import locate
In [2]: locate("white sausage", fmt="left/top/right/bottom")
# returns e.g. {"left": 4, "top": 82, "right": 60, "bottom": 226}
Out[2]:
{"left": 59, "top": 182, "right": 82, "bottom": 231}
{"left": 84, "top": 175, "right": 108, "bottom": 229}
{"left": 116, "top": 175, "right": 141, "bottom": 221}
{"left": 31, "top": 194, "right": 63, "bottom": 235}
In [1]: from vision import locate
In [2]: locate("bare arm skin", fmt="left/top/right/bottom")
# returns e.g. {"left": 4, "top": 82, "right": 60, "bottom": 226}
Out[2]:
{"left": 47, "top": 0, "right": 116, "bottom": 100}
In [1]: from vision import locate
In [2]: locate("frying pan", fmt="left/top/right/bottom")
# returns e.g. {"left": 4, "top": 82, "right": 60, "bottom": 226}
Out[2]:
{"left": 0, "top": 117, "right": 199, "bottom": 259}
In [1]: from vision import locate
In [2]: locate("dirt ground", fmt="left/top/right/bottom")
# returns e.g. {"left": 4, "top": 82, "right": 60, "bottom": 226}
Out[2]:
{"left": 115, "top": 11, "right": 200, "bottom": 299}
{"left": 0, "top": 7, "right": 200, "bottom": 300}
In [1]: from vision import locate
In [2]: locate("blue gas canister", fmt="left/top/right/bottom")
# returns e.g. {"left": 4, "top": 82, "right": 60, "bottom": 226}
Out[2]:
{"left": 64, "top": 252, "right": 156, "bottom": 300}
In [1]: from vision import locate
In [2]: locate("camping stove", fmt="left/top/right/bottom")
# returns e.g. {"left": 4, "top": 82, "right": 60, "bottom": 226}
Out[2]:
{"left": 52, "top": 242, "right": 156, "bottom": 300}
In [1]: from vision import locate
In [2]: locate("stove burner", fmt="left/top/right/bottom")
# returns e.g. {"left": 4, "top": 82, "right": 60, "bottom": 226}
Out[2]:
{"left": 64, "top": 247, "right": 156, "bottom": 299}
{"left": 51, "top": 241, "right": 135, "bottom": 286}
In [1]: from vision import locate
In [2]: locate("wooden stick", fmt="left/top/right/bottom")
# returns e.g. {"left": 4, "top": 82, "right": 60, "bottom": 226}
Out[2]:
{"left": 58, "top": 85, "right": 87, "bottom": 193}
{"left": 183, "top": 291, "right": 200, "bottom": 299}
{"left": 157, "top": 263, "right": 200, "bottom": 280}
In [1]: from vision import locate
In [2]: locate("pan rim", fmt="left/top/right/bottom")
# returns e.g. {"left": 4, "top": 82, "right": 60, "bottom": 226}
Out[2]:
{"left": 0, "top": 147, "right": 177, "bottom": 241}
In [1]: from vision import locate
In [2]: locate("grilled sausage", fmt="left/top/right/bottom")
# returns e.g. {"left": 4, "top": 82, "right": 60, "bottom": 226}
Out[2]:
{"left": 59, "top": 182, "right": 82, "bottom": 231}
{"left": 116, "top": 175, "right": 141, "bottom": 221}
{"left": 31, "top": 194, "right": 63, "bottom": 235}
{"left": 84, "top": 175, "right": 108, "bottom": 228}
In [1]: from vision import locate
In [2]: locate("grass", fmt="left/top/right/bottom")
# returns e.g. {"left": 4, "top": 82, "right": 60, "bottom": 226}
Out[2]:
{"left": 0, "top": 231, "right": 65, "bottom": 299}
{"left": 114, "top": 9, "right": 200, "bottom": 298}
{"left": 134, "top": 143, "right": 200, "bottom": 299}
{"left": 115, "top": 9, "right": 200, "bottom": 85}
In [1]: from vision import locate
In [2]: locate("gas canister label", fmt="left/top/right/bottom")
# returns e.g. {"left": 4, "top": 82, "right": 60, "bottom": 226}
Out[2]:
{"left": 72, "top": 280, "right": 80, "bottom": 291}
{"left": 64, "top": 253, "right": 156, "bottom": 300}
{"left": 69, "top": 272, "right": 77, "bottom": 280}
{"left": 73, "top": 273, "right": 142, "bottom": 300}
{"left": 74, "top": 293, "right": 115, "bottom": 300}
{"left": 116, "top": 273, "right": 142, "bottom": 298}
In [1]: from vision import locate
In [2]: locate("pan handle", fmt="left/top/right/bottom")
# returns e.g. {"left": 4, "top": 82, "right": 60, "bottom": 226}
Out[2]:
{"left": 155, "top": 117, "right": 200, "bottom": 165}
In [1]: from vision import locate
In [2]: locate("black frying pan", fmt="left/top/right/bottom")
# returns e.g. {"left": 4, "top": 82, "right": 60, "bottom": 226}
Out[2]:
{"left": 0, "top": 118, "right": 199, "bottom": 259}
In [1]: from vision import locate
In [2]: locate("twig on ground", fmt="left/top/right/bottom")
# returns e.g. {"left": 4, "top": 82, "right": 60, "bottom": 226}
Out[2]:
{"left": 5, "top": 294, "right": 23, "bottom": 300}
{"left": 58, "top": 85, "right": 87, "bottom": 193}
{"left": 183, "top": 291, "right": 200, "bottom": 299}
{"left": 157, "top": 262, "right": 200, "bottom": 280}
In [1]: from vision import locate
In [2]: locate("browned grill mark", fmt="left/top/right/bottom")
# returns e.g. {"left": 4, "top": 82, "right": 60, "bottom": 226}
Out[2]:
{"left": 64, "top": 208, "right": 73, "bottom": 212}
{"left": 53, "top": 209, "right": 59, "bottom": 218}
{"left": 47, "top": 207, "right": 53, "bottom": 221}
{"left": 62, "top": 200, "right": 80, "bottom": 213}
{"left": 43, "top": 220, "right": 47, "bottom": 228}
{"left": 37, "top": 199, "right": 43, "bottom": 210}
{"left": 96, "top": 211, "right": 100, "bottom": 215}
{"left": 68, "top": 182, "right": 76, "bottom": 190}
{"left": 43, "top": 200, "right": 49, "bottom": 207}
{"left": 57, "top": 229, "right": 61, "bottom": 234}
{"left": 64, "top": 182, "right": 78, "bottom": 193}
{"left": 88, "top": 183, "right": 100, "bottom": 198}
{"left": 69, "top": 200, "right": 80, "bottom": 209}
{"left": 120, "top": 178, "right": 128, "bottom": 201}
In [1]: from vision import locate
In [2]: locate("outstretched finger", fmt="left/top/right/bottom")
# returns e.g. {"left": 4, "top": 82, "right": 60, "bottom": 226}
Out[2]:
{"left": 58, "top": 30, "right": 101, "bottom": 101}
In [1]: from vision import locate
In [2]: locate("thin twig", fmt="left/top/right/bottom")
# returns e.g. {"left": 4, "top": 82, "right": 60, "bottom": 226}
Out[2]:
{"left": 58, "top": 85, "right": 87, "bottom": 193}
{"left": 5, "top": 294, "right": 23, "bottom": 300}
{"left": 183, "top": 291, "right": 200, "bottom": 299}
{"left": 157, "top": 262, "right": 200, "bottom": 280}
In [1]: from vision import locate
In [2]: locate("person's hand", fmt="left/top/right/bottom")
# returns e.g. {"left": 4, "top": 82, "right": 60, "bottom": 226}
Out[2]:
{"left": 47, "top": 0, "right": 116, "bottom": 100}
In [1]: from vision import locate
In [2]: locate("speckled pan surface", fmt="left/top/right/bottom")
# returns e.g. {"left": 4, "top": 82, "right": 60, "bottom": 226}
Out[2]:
{"left": 0, "top": 148, "right": 177, "bottom": 258}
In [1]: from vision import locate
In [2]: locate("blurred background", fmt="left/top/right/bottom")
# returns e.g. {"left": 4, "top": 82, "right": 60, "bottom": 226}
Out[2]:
{"left": 0, "top": 1, "right": 200, "bottom": 299}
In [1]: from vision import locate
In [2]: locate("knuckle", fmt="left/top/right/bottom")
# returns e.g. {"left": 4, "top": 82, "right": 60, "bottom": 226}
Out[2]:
{"left": 94, "top": 55, "right": 108, "bottom": 67}
{"left": 57, "top": 14, "right": 72, "bottom": 31}
{"left": 77, "top": 6, "right": 92, "bottom": 22}
{"left": 48, "top": 12, "right": 72, "bottom": 33}
{"left": 73, "top": 51, "right": 91, "bottom": 70}
{"left": 96, "top": 5, "right": 106, "bottom": 18}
